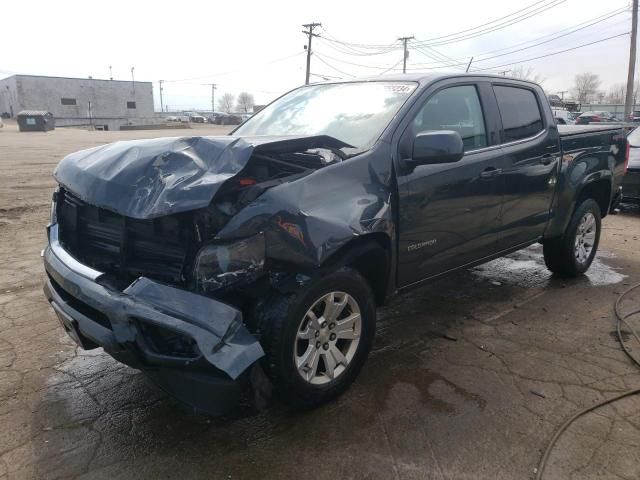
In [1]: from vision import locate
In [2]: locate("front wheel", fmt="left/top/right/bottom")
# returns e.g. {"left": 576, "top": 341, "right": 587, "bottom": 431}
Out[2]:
{"left": 543, "top": 198, "right": 602, "bottom": 276}
{"left": 256, "top": 267, "right": 376, "bottom": 409}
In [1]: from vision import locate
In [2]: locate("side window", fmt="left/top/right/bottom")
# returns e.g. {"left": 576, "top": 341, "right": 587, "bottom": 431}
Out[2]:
{"left": 412, "top": 85, "right": 487, "bottom": 151}
{"left": 493, "top": 86, "right": 543, "bottom": 142}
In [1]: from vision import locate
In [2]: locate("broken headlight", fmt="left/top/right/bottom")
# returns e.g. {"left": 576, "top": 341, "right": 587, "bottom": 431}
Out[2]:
{"left": 194, "top": 233, "right": 265, "bottom": 293}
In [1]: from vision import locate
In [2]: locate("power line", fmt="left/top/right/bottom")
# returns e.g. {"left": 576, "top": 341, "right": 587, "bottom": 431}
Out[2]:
{"left": 413, "top": 0, "right": 552, "bottom": 44}
{"left": 462, "top": 7, "right": 628, "bottom": 61}
{"left": 410, "top": 43, "right": 462, "bottom": 69}
{"left": 316, "top": 36, "right": 400, "bottom": 58}
{"left": 317, "top": 2, "right": 558, "bottom": 51}
{"left": 310, "top": 50, "right": 410, "bottom": 70}
{"left": 407, "top": 7, "right": 629, "bottom": 68}
{"left": 403, "top": 31, "right": 628, "bottom": 72}
{"left": 319, "top": 26, "right": 400, "bottom": 51}
{"left": 310, "top": 72, "right": 343, "bottom": 81}
{"left": 313, "top": 54, "right": 356, "bottom": 78}
{"left": 378, "top": 59, "right": 404, "bottom": 76}
{"left": 471, "top": 32, "right": 629, "bottom": 71}
{"left": 412, "top": 0, "right": 566, "bottom": 47}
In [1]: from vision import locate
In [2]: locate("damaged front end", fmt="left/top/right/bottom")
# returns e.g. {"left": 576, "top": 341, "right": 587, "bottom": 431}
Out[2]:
{"left": 45, "top": 134, "right": 363, "bottom": 414}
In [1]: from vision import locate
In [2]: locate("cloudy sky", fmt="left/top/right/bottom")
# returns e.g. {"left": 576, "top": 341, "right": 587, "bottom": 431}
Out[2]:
{"left": 0, "top": 0, "right": 634, "bottom": 110}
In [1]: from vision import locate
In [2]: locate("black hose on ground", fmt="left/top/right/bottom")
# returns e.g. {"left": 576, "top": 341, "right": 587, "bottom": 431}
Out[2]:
{"left": 534, "top": 282, "right": 640, "bottom": 480}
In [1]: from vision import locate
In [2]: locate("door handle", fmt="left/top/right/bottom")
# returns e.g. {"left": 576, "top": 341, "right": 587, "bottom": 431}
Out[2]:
{"left": 480, "top": 167, "right": 502, "bottom": 179}
{"left": 541, "top": 154, "right": 554, "bottom": 165}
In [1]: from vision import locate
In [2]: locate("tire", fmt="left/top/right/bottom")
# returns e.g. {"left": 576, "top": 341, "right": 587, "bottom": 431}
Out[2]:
{"left": 543, "top": 198, "right": 602, "bottom": 277}
{"left": 256, "top": 267, "right": 376, "bottom": 409}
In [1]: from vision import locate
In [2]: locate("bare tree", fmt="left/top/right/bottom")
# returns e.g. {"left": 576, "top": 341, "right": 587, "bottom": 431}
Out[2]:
{"left": 509, "top": 65, "right": 545, "bottom": 84}
{"left": 217, "top": 93, "right": 235, "bottom": 113}
{"left": 606, "top": 81, "right": 640, "bottom": 104}
{"left": 606, "top": 83, "right": 626, "bottom": 104}
{"left": 572, "top": 73, "right": 601, "bottom": 104}
{"left": 236, "top": 92, "right": 255, "bottom": 113}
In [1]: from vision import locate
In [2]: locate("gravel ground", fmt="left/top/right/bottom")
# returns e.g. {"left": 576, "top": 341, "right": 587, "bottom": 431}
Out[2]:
{"left": 1, "top": 122, "right": 640, "bottom": 479}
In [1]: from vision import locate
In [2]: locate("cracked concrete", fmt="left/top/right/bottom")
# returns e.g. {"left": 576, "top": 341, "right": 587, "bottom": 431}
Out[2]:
{"left": 1, "top": 122, "right": 639, "bottom": 479}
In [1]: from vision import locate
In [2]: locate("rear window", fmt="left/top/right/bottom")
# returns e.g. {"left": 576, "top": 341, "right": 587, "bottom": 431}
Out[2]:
{"left": 494, "top": 86, "right": 543, "bottom": 142}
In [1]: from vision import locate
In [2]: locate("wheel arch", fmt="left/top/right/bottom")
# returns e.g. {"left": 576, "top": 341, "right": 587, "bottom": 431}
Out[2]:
{"left": 576, "top": 177, "right": 612, "bottom": 218}
{"left": 320, "top": 233, "right": 392, "bottom": 306}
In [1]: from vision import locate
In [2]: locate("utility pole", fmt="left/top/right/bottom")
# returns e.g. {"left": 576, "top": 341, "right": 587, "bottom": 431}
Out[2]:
{"left": 159, "top": 80, "right": 164, "bottom": 112}
{"left": 130, "top": 67, "right": 135, "bottom": 93}
{"left": 625, "top": 0, "right": 638, "bottom": 120}
{"left": 109, "top": 65, "right": 113, "bottom": 80}
{"left": 557, "top": 90, "right": 568, "bottom": 101}
{"left": 202, "top": 83, "right": 217, "bottom": 113}
{"left": 398, "top": 36, "right": 414, "bottom": 74}
{"left": 302, "top": 22, "right": 322, "bottom": 85}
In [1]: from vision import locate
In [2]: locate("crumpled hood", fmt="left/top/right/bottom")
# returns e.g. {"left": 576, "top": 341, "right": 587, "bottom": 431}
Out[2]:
{"left": 53, "top": 134, "right": 349, "bottom": 219}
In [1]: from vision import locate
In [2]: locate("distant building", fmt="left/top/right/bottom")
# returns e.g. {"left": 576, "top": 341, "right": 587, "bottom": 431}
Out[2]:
{"left": 0, "top": 74, "right": 157, "bottom": 130}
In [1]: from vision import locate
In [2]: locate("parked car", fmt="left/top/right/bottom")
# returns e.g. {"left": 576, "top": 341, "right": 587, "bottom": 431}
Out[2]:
{"left": 44, "top": 74, "right": 628, "bottom": 414}
{"left": 628, "top": 110, "right": 640, "bottom": 123}
{"left": 552, "top": 108, "right": 574, "bottom": 125}
{"left": 165, "top": 115, "right": 179, "bottom": 122}
{"left": 189, "top": 114, "right": 207, "bottom": 123}
{"left": 212, "top": 112, "right": 242, "bottom": 125}
{"left": 622, "top": 126, "right": 640, "bottom": 205}
{"left": 208, "top": 113, "right": 226, "bottom": 124}
{"left": 576, "top": 111, "right": 618, "bottom": 124}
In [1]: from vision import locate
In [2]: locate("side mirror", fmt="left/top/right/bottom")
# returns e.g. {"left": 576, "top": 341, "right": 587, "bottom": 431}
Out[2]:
{"left": 403, "top": 130, "right": 464, "bottom": 170}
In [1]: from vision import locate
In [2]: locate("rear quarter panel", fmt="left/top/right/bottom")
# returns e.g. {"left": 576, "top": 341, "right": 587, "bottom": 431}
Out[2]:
{"left": 545, "top": 127, "right": 626, "bottom": 238}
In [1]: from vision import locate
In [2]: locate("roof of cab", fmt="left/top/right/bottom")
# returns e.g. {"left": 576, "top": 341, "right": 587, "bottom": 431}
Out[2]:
{"left": 308, "top": 72, "right": 541, "bottom": 87}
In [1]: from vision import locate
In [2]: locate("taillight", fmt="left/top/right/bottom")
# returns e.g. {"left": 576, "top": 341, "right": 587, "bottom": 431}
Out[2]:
{"left": 238, "top": 177, "right": 257, "bottom": 187}
{"left": 624, "top": 141, "right": 630, "bottom": 175}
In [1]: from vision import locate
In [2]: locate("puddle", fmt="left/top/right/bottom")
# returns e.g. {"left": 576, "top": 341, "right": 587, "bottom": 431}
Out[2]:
{"left": 585, "top": 256, "right": 627, "bottom": 286}
{"left": 472, "top": 244, "right": 626, "bottom": 287}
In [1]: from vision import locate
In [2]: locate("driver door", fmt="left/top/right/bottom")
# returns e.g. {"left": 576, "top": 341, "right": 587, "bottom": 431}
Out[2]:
{"left": 396, "top": 83, "right": 505, "bottom": 287}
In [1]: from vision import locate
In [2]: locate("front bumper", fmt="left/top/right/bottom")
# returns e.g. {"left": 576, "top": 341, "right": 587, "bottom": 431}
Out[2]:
{"left": 43, "top": 224, "right": 264, "bottom": 414}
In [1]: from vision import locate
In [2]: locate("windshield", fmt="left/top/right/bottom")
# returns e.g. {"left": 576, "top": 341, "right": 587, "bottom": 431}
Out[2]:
{"left": 628, "top": 127, "right": 640, "bottom": 147}
{"left": 233, "top": 81, "right": 417, "bottom": 150}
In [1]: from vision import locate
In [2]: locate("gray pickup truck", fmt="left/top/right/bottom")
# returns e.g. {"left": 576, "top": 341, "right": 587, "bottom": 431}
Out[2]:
{"left": 43, "top": 74, "right": 628, "bottom": 414}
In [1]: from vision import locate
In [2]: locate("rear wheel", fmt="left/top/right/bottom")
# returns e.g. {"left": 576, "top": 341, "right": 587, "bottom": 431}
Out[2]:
{"left": 543, "top": 198, "right": 601, "bottom": 276}
{"left": 257, "top": 267, "right": 375, "bottom": 409}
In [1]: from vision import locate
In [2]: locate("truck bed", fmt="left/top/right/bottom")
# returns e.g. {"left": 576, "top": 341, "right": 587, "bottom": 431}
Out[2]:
{"left": 558, "top": 124, "right": 626, "bottom": 137}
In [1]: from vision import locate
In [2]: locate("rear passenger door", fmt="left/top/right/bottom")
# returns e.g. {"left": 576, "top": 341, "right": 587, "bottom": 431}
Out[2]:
{"left": 492, "top": 84, "right": 561, "bottom": 249}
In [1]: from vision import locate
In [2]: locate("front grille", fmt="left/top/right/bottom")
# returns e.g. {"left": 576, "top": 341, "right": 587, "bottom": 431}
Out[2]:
{"left": 57, "top": 190, "right": 194, "bottom": 284}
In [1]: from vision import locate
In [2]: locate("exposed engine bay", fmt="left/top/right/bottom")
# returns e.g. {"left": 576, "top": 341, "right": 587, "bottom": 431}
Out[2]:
{"left": 54, "top": 136, "right": 347, "bottom": 295}
{"left": 207, "top": 147, "right": 343, "bottom": 229}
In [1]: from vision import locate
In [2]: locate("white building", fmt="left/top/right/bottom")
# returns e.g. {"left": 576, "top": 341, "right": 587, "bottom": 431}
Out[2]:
{"left": 0, "top": 75, "right": 158, "bottom": 130}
